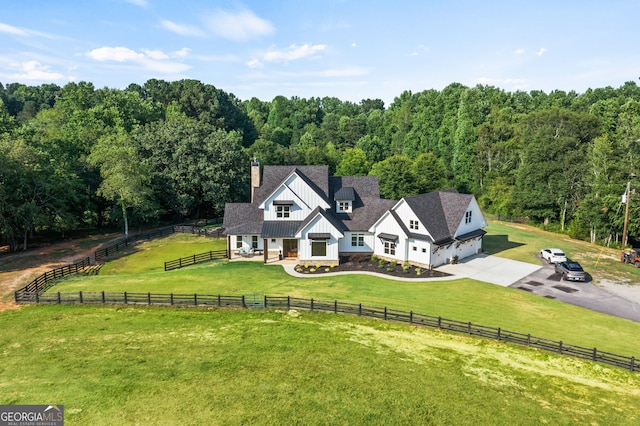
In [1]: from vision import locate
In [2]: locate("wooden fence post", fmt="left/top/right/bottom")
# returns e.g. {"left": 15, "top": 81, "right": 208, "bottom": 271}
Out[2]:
{"left": 148, "top": 292, "right": 151, "bottom": 305}
{"left": 170, "top": 293, "right": 174, "bottom": 305}
{"left": 194, "top": 294, "right": 198, "bottom": 306}
{"left": 592, "top": 347, "right": 597, "bottom": 361}
{"left": 57, "top": 292, "right": 61, "bottom": 304}
{"left": 101, "top": 291, "right": 105, "bottom": 304}
{"left": 35, "top": 292, "right": 39, "bottom": 304}
{"left": 358, "top": 303, "right": 362, "bottom": 316}
{"left": 217, "top": 295, "right": 221, "bottom": 307}
{"left": 79, "top": 291, "right": 83, "bottom": 304}
{"left": 631, "top": 357, "right": 636, "bottom": 371}
{"left": 310, "top": 298, "right": 314, "bottom": 311}
{"left": 559, "top": 341, "right": 563, "bottom": 354}
{"left": 334, "top": 300, "right": 338, "bottom": 314}
{"left": 384, "top": 307, "right": 387, "bottom": 321}
{"left": 124, "top": 292, "right": 128, "bottom": 304}
{"left": 264, "top": 295, "right": 268, "bottom": 309}
{"left": 467, "top": 322, "right": 471, "bottom": 334}
{"left": 438, "top": 316, "right": 442, "bottom": 329}
{"left": 242, "top": 295, "right": 246, "bottom": 308}
{"left": 409, "top": 311, "right": 413, "bottom": 324}
{"left": 287, "top": 296, "right": 290, "bottom": 310}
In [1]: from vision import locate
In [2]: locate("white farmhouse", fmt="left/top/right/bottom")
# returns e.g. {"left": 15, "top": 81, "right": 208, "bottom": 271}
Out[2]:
{"left": 223, "top": 160, "right": 486, "bottom": 268}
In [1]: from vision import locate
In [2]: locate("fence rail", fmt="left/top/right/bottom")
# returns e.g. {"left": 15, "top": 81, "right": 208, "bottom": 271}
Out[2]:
{"left": 14, "top": 292, "right": 638, "bottom": 373}
{"left": 17, "top": 257, "right": 92, "bottom": 294}
{"left": 164, "top": 250, "right": 228, "bottom": 271}
{"left": 94, "top": 227, "right": 176, "bottom": 261}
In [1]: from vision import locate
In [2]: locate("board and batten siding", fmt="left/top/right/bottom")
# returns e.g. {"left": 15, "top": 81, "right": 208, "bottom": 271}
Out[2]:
{"left": 297, "top": 214, "right": 341, "bottom": 264}
{"left": 338, "top": 232, "right": 374, "bottom": 253}
{"left": 262, "top": 174, "right": 330, "bottom": 221}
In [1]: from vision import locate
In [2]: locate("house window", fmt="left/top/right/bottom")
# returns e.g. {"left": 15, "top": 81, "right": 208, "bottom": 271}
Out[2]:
{"left": 252, "top": 235, "right": 258, "bottom": 249}
{"left": 384, "top": 241, "right": 396, "bottom": 256}
{"left": 311, "top": 241, "right": 327, "bottom": 257}
{"left": 465, "top": 210, "right": 472, "bottom": 224}
{"left": 276, "top": 205, "right": 290, "bottom": 218}
{"left": 410, "top": 220, "right": 419, "bottom": 230}
{"left": 236, "top": 235, "right": 242, "bottom": 249}
{"left": 351, "top": 233, "right": 364, "bottom": 247}
{"left": 412, "top": 246, "right": 417, "bottom": 251}
{"left": 338, "top": 201, "right": 351, "bottom": 212}
{"left": 271, "top": 238, "right": 276, "bottom": 243}
{"left": 422, "top": 248, "right": 427, "bottom": 253}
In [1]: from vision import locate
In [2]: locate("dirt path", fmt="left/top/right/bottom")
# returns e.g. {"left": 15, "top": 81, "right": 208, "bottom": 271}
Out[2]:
{"left": 0, "top": 233, "right": 122, "bottom": 307}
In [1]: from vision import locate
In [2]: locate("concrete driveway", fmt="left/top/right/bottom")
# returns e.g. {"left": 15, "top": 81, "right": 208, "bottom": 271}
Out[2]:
{"left": 436, "top": 254, "right": 541, "bottom": 287}
{"left": 438, "top": 254, "right": 640, "bottom": 323}
{"left": 510, "top": 257, "right": 640, "bottom": 323}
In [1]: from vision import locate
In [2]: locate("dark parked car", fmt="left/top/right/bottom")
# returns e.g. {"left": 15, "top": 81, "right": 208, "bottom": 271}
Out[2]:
{"left": 555, "top": 261, "right": 586, "bottom": 282}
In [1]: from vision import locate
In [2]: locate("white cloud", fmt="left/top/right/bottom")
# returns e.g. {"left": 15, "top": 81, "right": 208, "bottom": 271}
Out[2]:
{"left": 205, "top": 8, "right": 274, "bottom": 42}
{"left": 515, "top": 48, "right": 525, "bottom": 55}
{"left": 0, "top": 22, "right": 53, "bottom": 38}
{"left": 125, "top": 0, "right": 148, "bottom": 7}
{"left": 410, "top": 44, "right": 430, "bottom": 57}
{"left": 351, "top": 43, "right": 357, "bottom": 48}
{"left": 0, "top": 22, "right": 27, "bottom": 36}
{"left": 172, "top": 48, "right": 191, "bottom": 58}
{"left": 247, "top": 58, "right": 263, "bottom": 68}
{"left": 87, "top": 46, "right": 144, "bottom": 62}
{"left": 86, "top": 46, "right": 191, "bottom": 74}
{"left": 262, "top": 44, "right": 327, "bottom": 63}
{"left": 9, "top": 61, "right": 65, "bottom": 81}
{"left": 537, "top": 47, "right": 547, "bottom": 56}
{"left": 160, "top": 19, "right": 206, "bottom": 37}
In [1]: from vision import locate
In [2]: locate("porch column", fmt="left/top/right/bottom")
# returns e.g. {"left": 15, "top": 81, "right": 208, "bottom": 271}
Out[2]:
{"left": 227, "top": 235, "right": 231, "bottom": 259}
{"left": 264, "top": 239, "right": 268, "bottom": 263}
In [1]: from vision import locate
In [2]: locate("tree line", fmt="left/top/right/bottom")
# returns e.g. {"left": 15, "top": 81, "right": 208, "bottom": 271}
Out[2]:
{"left": 1, "top": 79, "right": 639, "bottom": 251}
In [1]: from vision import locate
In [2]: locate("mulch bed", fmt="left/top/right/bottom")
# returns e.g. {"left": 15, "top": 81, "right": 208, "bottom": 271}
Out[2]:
{"left": 294, "top": 254, "right": 451, "bottom": 279}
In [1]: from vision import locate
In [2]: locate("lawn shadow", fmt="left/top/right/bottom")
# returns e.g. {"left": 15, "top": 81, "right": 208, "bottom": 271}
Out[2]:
{"left": 482, "top": 234, "right": 525, "bottom": 255}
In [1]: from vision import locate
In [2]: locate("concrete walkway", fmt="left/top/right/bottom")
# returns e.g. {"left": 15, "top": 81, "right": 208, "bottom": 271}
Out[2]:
{"left": 278, "top": 254, "right": 540, "bottom": 286}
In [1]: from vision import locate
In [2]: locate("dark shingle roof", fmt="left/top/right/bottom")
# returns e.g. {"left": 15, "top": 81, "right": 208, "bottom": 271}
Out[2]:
{"left": 330, "top": 176, "right": 380, "bottom": 199}
{"left": 403, "top": 189, "right": 473, "bottom": 244}
{"left": 222, "top": 203, "right": 263, "bottom": 235}
{"left": 336, "top": 197, "right": 396, "bottom": 231}
{"left": 253, "top": 166, "right": 329, "bottom": 205}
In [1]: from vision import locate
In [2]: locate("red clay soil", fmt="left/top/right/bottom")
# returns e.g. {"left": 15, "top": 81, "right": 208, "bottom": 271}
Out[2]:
{"left": 0, "top": 232, "right": 122, "bottom": 309}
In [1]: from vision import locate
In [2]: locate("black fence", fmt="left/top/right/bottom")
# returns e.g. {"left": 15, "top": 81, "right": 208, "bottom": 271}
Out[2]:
{"left": 13, "top": 292, "right": 638, "bottom": 373}
{"left": 164, "top": 250, "right": 228, "bottom": 271}
{"left": 16, "top": 257, "right": 93, "bottom": 294}
{"left": 94, "top": 227, "right": 176, "bottom": 262}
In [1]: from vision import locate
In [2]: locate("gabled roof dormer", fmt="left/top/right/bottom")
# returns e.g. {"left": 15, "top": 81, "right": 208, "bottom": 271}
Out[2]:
{"left": 334, "top": 186, "right": 355, "bottom": 213}
{"left": 258, "top": 168, "right": 331, "bottom": 220}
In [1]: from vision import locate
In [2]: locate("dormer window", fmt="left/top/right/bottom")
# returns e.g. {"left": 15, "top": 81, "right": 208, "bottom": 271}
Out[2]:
{"left": 337, "top": 200, "right": 351, "bottom": 212}
{"left": 409, "top": 220, "right": 419, "bottom": 230}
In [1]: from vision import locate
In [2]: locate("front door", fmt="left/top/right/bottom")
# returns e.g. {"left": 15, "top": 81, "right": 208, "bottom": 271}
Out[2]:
{"left": 283, "top": 239, "right": 298, "bottom": 258}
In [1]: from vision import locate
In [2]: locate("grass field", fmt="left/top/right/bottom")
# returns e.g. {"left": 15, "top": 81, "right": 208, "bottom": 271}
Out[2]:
{"left": 6, "top": 221, "right": 640, "bottom": 424}
{"left": 1, "top": 305, "right": 639, "bottom": 425}
{"left": 49, "top": 229, "right": 640, "bottom": 357}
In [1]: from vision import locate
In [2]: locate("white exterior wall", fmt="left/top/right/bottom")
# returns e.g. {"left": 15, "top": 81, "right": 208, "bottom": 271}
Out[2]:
{"left": 264, "top": 237, "right": 282, "bottom": 255}
{"left": 297, "top": 215, "right": 340, "bottom": 264}
{"left": 338, "top": 232, "right": 375, "bottom": 253}
{"left": 371, "top": 213, "right": 407, "bottom": 262}
{"left": 407, "top": 239, "right": 433, "bottom": 266}
{"left": 393, "top": 200, "right": 433, "bottom": 238}
{"left": 262, "top": 174, "right": 330, "bottom": 221}
{"left": 453, "top": 197, "right": 487, "bottom": 238}
{"left": 232, "top": 235, "right": 264, "bottom": 251}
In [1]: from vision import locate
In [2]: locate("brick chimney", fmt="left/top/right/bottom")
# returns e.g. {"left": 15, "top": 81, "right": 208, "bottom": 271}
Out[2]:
{"left": 251, "top": 158, "right": 261, "bottom": 203}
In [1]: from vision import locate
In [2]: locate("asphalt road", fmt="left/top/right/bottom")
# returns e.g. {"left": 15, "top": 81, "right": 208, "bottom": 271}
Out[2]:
{"left": 510, "top": 256, "right": 640, "bottom": 323}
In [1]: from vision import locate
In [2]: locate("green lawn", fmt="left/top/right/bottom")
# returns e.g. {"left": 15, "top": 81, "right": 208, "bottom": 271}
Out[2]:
{"left": 50, "top": 233, "right": 640, "bottom": 357}
{"left": 1, "top": 305, "right": 638, "bottom": 425}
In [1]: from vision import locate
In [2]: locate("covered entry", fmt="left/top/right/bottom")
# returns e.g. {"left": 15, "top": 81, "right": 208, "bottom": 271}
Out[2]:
{"left": 283, "top": 239, "right": 298, "bottom": 258}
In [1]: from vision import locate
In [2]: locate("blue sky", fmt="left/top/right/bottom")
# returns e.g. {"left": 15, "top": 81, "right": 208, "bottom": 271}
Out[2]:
{"left": 1, "top": 0, "right": 639, "bottom": 106}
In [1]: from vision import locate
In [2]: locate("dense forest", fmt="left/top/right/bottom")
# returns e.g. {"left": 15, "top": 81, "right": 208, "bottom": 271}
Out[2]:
{"left": 1, "top": 79, "right": 639, "bottom": 251}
